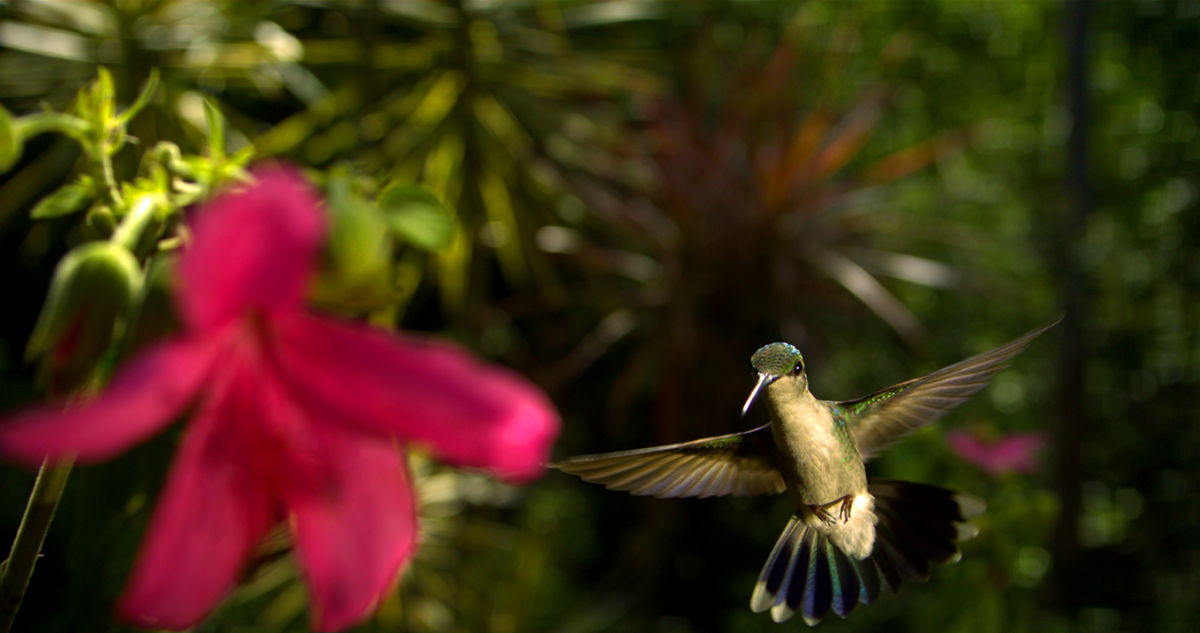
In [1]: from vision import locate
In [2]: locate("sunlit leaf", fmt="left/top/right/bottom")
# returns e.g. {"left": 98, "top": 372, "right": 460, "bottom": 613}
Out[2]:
{"left": 0, "top": 103, "right": 20, "bottom": 172}
{"left": 842, "top": 247, "right": 964, "bottom": 290}
{"left": 89, "top": 67, "right": 116, "bottom": 125}
{"left": 115, "top": 68, "right": 160, "bottom": 126}
{"left": 30, "top": 176, "right": 94, "bottom": 219}
{"left": 202, "top": 97, "right": 226, "bottom": 163}
{"left": 378, "top": 183, "right": 454, "bottom": 251}
{"left": 311, "top": 172, "right": 396, "bottom": 314}
{"left": 473, "top": 93, "right": 531, "bottom": 155}
{"left": 478, "top": 168, "right": 526, "bottom": 284}
{"left": 807, "top": 248, "right": 927, "bottom": 344}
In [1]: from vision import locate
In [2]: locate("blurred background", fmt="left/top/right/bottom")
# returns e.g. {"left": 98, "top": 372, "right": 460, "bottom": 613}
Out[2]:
{"left": 0, "top": 1, "right": 1197, "bottom": 632}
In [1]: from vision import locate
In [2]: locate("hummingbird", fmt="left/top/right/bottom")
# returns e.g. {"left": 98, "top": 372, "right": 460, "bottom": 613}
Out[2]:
{"left": 551, "top": 319, "right": 1058, "bottom": 625}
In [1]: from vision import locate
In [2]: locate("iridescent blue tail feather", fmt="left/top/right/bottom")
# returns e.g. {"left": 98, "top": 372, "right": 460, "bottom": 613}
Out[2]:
{"left": 750, "top": 480, "right": 983, "bottom": 625}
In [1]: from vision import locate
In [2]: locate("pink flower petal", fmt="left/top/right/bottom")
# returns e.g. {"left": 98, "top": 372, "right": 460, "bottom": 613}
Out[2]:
{"left": 282, "top": 417, "right": 416, "bottom": 631}
{"left": 116, "top": 365, "right": 274, "bottom": 630}
{"left": 947, "top": 431, "right": 988, "bottom": 467}
{"left": 273, "top": 312, "right": 559, "bottom": 482}
{"left": 947, "top": 430, "right": 1046, "bottom": 476}
{"left": 990, "top": 433, "right": 1047, "bottom": 473}
{"left": 0, "top": 337, "right": 220, "bottom": 466}
{"left": 178, "top": 169, "right": 326, "bottom": 333}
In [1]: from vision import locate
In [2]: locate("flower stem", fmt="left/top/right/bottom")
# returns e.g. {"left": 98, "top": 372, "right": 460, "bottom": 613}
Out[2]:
{"left": 111, "top": 194, "right": 158, "bottom": 253}
{"left": 97, "top": 150, "right": 124, "bottom": 209}
{"left": 0, "top": 459, "right": 73, "bottom": 633}
{"left": 14, "top": 112, "right": 90, "bottom": 139}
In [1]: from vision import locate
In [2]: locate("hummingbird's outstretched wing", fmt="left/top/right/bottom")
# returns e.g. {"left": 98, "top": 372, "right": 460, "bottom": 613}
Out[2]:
{"left": 839, "top": 319, "right": 1059, "bottom": 461}
{"left": 549, "top": 423, "right": 785, "bottom": 498}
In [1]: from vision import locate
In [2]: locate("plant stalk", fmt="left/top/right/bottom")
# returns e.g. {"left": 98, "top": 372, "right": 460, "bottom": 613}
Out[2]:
{"left": 111, "top": 194, "right": 158, "bottom": 253}
{"left": 0, "top": 459, "right": 73, "bottom": 633}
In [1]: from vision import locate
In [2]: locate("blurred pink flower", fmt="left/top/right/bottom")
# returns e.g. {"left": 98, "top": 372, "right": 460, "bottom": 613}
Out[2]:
{"left": 0, "top": 169, "right": 560, "bottom": 631}
{"left": 947, "top": 430, "right": 1046, "bottom": 476}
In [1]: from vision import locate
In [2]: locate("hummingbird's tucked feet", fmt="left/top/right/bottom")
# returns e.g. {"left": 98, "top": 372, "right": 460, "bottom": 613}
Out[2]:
{"left": 810, "top": 495, "right": 855, "bottom": 525}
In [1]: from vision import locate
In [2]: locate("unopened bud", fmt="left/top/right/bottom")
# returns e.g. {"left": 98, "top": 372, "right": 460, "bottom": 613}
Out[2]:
{"left": 86, "top": 205, "right": 117, "bottom": 236}
{"left": 26, "top": 241, "right": 142, "bottom": 393}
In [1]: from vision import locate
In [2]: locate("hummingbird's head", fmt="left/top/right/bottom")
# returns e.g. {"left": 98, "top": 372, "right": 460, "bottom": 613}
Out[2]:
{"left": 750, "top": 342, "right": 805, "bottom": 378}
{"left": 743, "top": 342, "right": 806, "bottom": 417}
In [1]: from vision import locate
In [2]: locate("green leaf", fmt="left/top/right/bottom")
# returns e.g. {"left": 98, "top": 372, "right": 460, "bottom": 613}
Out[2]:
{"left": 227, "top": 145, "right": 256, "bottom": 170}
{"left": 115, "top": 68, "right": 160, "bottom": 125}
{"left": 124, "top": 253, "right": 181, "bottom": 355}
{"left": 311, "top": 172, "right": 396, "bottom": 314}
{"left": 86, "top": 67, "right": 116, "bottom": 124}
{"left": 30, "top": 176, "right": 95, "bottom": 219}
{"left": 202, "top": 97, "right": 226, "bottom": 163}
{"left": 0, "top": 103, "right": 20, "bottom": 172}
{"left": 377, "top": 183, "right": 454, "bottom": 251}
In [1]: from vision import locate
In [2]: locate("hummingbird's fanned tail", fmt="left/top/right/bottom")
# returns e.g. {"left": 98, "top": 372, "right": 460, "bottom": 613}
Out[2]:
{"left": 750, "top": 480, "right": 983, "bottom": 625}
{"left": 871, "top": 479, "right": 984, "bottom": 578}
{"left": 750, "top": 514, "right": 882, "bottom": 624}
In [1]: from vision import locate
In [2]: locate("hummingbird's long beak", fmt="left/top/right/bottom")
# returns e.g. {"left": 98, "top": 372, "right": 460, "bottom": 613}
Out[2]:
{"left": 742, "top": 373, "right": 777, "bottom": 418}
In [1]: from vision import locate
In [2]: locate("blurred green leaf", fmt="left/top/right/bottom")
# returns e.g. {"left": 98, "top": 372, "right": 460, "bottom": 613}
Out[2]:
{"left": 378, "top": 183, "right": 454, "bottom": 251}
{"left": 115, "top": 68, "right": 160, "bottom": 126}
{"left": 88, "top": 67, "right": 116, "bottom": 126}
{"left": 202, "top": 97, "right": 226, "bottom": 164}
{"left": 310, "top": 172, "right": 396, "bottom": 314}
{"left": 228, "top": 145, "right": 255, "bottom": 171}
{"left": 0, "top": 103, "right": 20, "bottom": 172}
{"left": 30, "top": 176, "right": 94, "bottom": 219}
{"left": 195, "top": 98, "right": 254, "bottom": 193}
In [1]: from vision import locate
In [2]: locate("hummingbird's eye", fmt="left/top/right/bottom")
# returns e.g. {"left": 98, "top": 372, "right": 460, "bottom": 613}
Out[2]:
{"left": 792, "top": 361, "right": 804, "bottom": 375}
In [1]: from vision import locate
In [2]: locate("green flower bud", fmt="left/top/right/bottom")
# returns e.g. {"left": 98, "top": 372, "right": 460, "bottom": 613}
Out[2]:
{"left": 26, "top": 241, "right": 143, "bottom": 394}
{"left": 86, "top": 204, "right": 117, "bottom": 236}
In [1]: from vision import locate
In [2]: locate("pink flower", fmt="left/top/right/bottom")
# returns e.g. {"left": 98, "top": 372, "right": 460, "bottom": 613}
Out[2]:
{"left": 947, "top": 430, "right": 1047, "bottom": 476}
{"left": 0, "top": 169, "right": 560, "bottom": 631}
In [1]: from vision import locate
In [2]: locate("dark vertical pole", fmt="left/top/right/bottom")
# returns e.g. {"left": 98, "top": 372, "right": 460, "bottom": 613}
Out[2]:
{"left": 1051, "top": 0, "right": 1090, "bottom": 615}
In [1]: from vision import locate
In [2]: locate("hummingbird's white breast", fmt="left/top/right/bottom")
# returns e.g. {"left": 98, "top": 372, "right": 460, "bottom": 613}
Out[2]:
{"left": 764, "top": 380, "right": 868, "bottom": 506}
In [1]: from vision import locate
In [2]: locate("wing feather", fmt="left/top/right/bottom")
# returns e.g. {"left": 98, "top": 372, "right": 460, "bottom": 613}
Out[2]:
{"left": 842, "top": 319, "right": 1058, "bottom": 460}
{"left": 550, "top": 423, "right": 786, "bottom": 498}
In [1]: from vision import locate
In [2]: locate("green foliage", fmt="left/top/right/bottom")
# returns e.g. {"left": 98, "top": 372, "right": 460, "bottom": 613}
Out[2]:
{"left": 123, "top": 253, "right": 181, "bottom": 357}
{"left": 308, "top": 168, "right": 404, "bottom": 317}
{"left": 30, "top": 176, "right": 94, "bottom": 220}
{"left": 306, "top": 168, "right": 454, "bottom": 321}
{"left": 0, "top": 104, "right": 19, "bottom": 173}
{"left": 245, "top": 1, "right": 664, "bottom": 319}
{"left": 378, "top": 183, "right": 454, "bottom": 252}
{"left": 0, "top": 1, "right": 1197, "bottom": 632}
